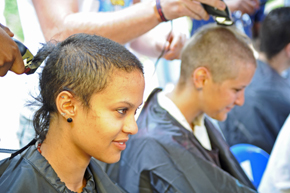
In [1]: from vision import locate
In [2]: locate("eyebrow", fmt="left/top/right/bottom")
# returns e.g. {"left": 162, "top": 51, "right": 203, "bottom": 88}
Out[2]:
{"left": 119, "top": 101, "right": 143, "bottom": 108}
{"left": 235, "top": 85, "right": 247, "bottom": 89}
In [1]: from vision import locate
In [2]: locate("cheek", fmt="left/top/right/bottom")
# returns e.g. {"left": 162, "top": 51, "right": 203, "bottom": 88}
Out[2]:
{"left": 220, "top": 91, "right": 236, "bottom": 104}
{"left": 208, "top": 94, "right": 233, "bottom": 114}
{"left": 97, "top": 115, "right": 124, "bottom": 137}
{"left": 83, "top": 113, "right": 109, "bottom": 137}
{"left": 223, "top": 95, "right": 234, "bottom": 105}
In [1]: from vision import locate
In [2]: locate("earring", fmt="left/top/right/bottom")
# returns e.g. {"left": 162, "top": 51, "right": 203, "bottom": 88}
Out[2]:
{"left": 61, "top": 96, "right": 65, "bottom": 98}
{"left": 67, "top": 118, "right": 73, "bottom": 123}
{"left": 61, "top": 112, "right": 66, "bottom": 116}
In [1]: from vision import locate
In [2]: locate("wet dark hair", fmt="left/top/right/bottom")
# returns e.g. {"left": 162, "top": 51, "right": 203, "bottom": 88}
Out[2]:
{"left": 260, "top": 7, "right": 290, "bottom": 60}
{"left": 33, "top": 33, "right": 143, "bottom": 141}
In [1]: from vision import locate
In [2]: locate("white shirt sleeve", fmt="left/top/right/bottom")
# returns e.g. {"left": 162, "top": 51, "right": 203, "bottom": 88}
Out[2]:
{"left": 258, "top": 114, "right": 290, "bottom": 193}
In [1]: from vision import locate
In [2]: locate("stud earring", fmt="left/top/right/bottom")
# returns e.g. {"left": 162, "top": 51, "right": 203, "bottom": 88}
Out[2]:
{"left": 67, "top": 118, "right": 73, "bottom": 123}
{"left": 197, "top": 87, "right": 202, "bottom": 91}
{"left": 61, "top": 96, "right": 64, "bottom": 98}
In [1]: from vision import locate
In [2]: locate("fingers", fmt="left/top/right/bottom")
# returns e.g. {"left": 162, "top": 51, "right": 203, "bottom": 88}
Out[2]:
{"left": 0, "top": 27, "right": 25, "bottom": 76}
{"left": 0, "top": 23, "right": 14, "bottom": 37}
{"left": 163, "top": 32, "right": 187, "bottom": 60}
{"left": 0, "top": 62, "right": 12, "bottom": 77}
{"left": 240, "top": 0, "right": 259, "bottom": 15}
{"left": 155, "top": 40, "right": 170, "bottom": 54}
{"left": 180, "top": 0, "right": 208, "bottom": 20}
{"left": 161, "top": 0, "right": 225, "bottom": 21}
{"left": 180, "top": 0, "right": 226, "bottom": 20}
{"left": 9, "top": 50, "right": 25, "bottom": 75}
{"left": 163, "top": 48, "right": 180, "bottom": 60}
{"left": 226, "top": 0, "right": 259, "bottom": 15}
{"left": 0, "top": 43, "right": 25, "bottom": 76}
{"left": 197, "top": 0, "right": 226, "bottom": 11}
{"left": 252, "top": 0, "right": 260, "bottom": 9}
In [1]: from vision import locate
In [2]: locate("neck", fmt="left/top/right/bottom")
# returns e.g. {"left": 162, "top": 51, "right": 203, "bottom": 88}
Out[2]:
{"left": 259, "top": 51, "right": 290, "bottom": 75}
{"left": 40, "top": 121, "right": 90, "bottom": 192}
{"left": 167, "top": 84, "right": 202, "bottom": 125}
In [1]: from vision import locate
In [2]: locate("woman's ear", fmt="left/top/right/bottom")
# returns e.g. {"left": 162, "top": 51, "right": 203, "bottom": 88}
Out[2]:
{"left": 56, "top": 91, "right": 76, "bottom": 120}
{"left": 192, "top": 67, "right": 210, "bottom": 90}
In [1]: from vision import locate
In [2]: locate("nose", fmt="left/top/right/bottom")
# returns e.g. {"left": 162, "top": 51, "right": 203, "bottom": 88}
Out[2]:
{"left": 234, "top": 90, "right": 245, "bottom": 106}
{"left": 122, "top": 116, "right": 138, "bottom": 135}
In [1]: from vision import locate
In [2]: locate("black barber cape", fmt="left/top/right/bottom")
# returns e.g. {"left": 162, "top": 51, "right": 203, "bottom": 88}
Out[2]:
{"left": 0, "top": 140, "right": 126, "bottom": 193}
{"left": 107, "top": 89, "right": 256, "bottom": 193}
{"left": 219, "top": 60, "right": 290, "bottom": 154}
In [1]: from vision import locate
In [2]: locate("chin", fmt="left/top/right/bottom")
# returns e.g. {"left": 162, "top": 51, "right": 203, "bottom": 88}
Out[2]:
{"left": 218, "top": 114, "right": 228, "bottom": 121}
{"left": 101, "top": 155, "right": 121, "bottom": 164}
{"left": 211, "top": 113, "right": 227, "bottom": 122}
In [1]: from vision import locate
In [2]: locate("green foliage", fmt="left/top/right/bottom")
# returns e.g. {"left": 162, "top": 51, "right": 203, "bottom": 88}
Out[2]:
{"left": 4, "top": 0, "right": 24, "bottom": 41}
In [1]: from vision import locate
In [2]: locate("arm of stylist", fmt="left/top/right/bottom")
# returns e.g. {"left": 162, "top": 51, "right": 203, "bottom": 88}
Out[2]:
{"left": 32, "top": 0, "right": 226, "bottom": 44}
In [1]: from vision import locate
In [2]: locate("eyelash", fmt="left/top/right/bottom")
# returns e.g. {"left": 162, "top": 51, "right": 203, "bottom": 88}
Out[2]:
{"left": 235, "top": 88, "right": 242, "bottom": 92}
{"left": 117, "top": 106, "right": 141, "bottom": 115}
{"left": 117, "top": 108, "right": 128, "bottom": 115}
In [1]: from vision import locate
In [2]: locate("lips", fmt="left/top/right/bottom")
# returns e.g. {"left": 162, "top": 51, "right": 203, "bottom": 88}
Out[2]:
{"left": 225, "top": 105, "right": 234, "bottom": 112}
{"left": 225, "top": 107, "right": 232, "bottom": 111}
{"left": 113, "top": 139, "right": 128, "bottom": 151}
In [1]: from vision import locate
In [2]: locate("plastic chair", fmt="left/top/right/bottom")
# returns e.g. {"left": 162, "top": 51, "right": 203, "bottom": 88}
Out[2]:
{"left": 230, "top": 143, "right": 269, "bottom": 189}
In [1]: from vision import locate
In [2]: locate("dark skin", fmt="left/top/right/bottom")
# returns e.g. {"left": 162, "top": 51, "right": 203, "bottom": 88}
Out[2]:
{"left": 0, "top": 23, "right": 25, "bottom": 77}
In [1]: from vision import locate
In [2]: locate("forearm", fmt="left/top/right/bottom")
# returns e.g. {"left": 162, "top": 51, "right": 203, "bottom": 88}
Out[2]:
{"left": 33, "top": 0, "right": 226, "bottom": 44}
{"left": 224, "top": 0, "right": 259, "bottom": 14}
{"left": 130, "top": 27, "right": 166, "bottom": 58}
{"left": 34, "top": 0, "right": 160, "bottom": 44}
{"left": 65, "top": 3, "right": 159, "bottom": 44}
{"left": 130, "top": 17, "right": 188, "bottom": 59}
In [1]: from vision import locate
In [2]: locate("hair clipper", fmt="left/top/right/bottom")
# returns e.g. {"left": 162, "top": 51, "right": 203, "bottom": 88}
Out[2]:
{"left": 201, "top": 0, "right": 234, "bottom": 26}
{"left": 13, "top": 39, "right": 43, "bottom": 75}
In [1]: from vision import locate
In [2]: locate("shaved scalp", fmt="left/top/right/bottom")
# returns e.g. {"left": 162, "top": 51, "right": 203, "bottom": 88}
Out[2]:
{"left": 179, "top": 24, "right": 256, "bottom": 85}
